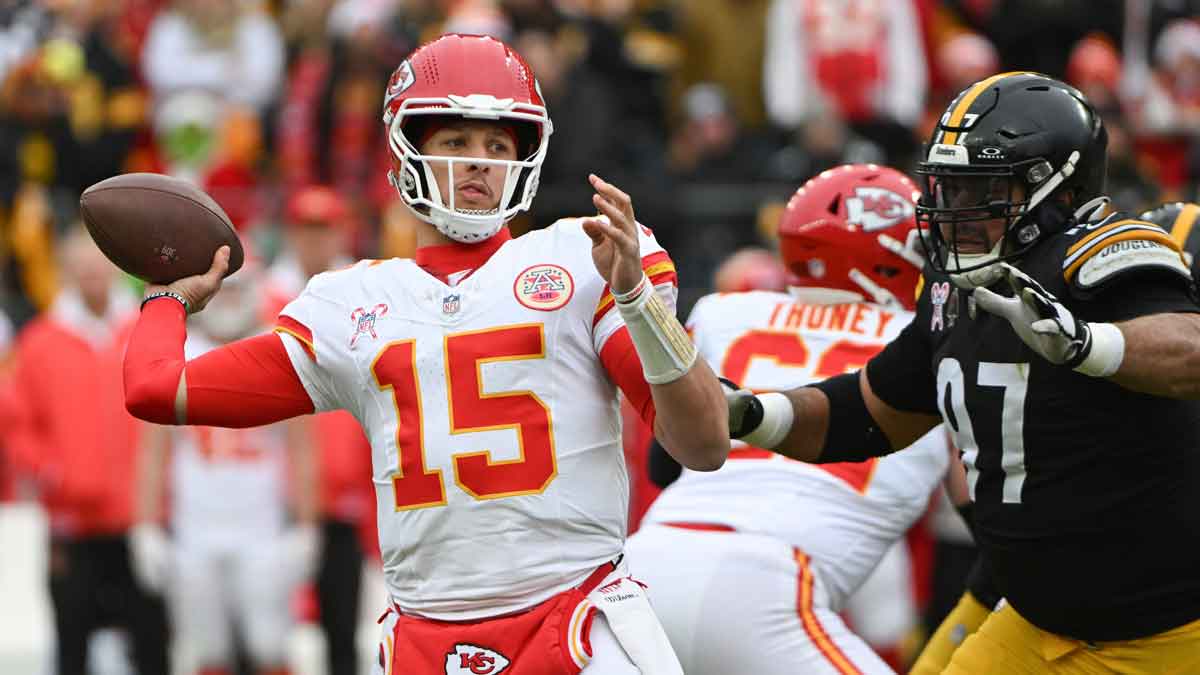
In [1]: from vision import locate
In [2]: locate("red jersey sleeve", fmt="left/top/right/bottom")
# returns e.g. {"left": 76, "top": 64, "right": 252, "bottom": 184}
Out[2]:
{"left": 125, "top": 299, "right": 315, "bottom": 427}
{"left": 600, "top": 327, "right": 656, "bottom": 429}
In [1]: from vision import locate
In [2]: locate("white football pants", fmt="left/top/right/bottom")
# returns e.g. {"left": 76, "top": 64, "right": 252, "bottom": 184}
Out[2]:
{"left": 170, "top": 538, "right": 294, "bottom": 670}
{"left": 626, "top": 524, "right": 896, "bottom": 675}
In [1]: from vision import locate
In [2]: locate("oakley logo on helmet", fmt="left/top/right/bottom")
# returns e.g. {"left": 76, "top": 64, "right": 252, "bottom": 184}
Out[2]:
{"left": 846, "top": 187, "right": 915, "bottom": 231}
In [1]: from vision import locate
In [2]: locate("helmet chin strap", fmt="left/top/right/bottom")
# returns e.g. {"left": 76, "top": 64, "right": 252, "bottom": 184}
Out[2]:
{"left": 1073, "top": 195, "right": 1110, "bottom": 223}
{"left": 848, "top": 269, "right": 904, "bottom": 308}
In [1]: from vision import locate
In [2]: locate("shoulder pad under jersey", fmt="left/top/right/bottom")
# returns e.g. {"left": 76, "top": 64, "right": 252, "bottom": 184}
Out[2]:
{"left": 1059, "top": 213, "right": 1191, "bottom": 295}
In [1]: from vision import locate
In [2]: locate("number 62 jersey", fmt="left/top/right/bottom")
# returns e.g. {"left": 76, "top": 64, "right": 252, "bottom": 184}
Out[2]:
{"left": 274, "top": 219, "right": 676, "bottom": 621}
{"left": 643, "top": 289, "right": 950, "bottom": 608}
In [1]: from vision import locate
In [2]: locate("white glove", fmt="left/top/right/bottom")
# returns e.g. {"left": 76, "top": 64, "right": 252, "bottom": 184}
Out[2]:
{"left": 128, "top": 523, "right": 171, "bottom": 593}
{"left": 283, "top": 524, "right": 321, "bottom": 584}
{"left": 972, "top": 263, "right": 1125, "bottom": 377}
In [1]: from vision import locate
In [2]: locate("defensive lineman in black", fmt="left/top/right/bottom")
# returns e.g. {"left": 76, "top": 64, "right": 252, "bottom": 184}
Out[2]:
{"left": 727, "top": 73, "right": 1200, "bottom": 672}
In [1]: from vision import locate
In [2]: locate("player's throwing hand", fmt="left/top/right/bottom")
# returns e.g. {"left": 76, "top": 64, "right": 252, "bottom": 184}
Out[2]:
{"left": 582, "top": 174, "right": 643, "bottom": 295}
{"left": 144, "top": 246, "right": 230, "bottom": 314}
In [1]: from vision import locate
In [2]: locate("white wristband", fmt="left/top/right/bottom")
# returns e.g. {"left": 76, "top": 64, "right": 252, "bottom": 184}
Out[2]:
{"left": 615, "top": 274, "right": 697, "bottom": 384}
{"left": 740, "top": 392, "right": 794, "bottom": 449}
{"left": 1075, "top": 322, "right": 1125, "bottom": 378}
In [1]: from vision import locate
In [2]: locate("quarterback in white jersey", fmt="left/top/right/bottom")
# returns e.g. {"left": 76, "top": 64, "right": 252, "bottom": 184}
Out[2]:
{"left": 628, "top": 164, "right": 952, "bottom": 675}
{"left": 130, "top": 270, "right": 320, "bottom": 675}
{"left": 123, "top": 33, "right": 728, "bottom": 675}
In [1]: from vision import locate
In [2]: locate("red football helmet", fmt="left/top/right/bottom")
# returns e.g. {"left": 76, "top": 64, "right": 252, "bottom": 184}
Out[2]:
{"left": 779, "top": 164, "right": 924, "bottom": 310}
{"left": 382, "top": 33, "right": 552, "bottom": 242}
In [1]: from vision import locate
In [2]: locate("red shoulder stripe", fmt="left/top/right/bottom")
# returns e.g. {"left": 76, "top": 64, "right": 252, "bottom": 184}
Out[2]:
{"left": 275, "top": 315, "right": 316, "bottom": 362}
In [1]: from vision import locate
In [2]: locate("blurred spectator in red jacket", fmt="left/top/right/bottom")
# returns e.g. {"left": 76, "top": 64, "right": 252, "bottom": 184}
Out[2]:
{"left": 765, "top": 0, "right": 927, "bottom": 164}
{"left": 1066, "top": 32, "right": 1123, "bottom": 111}
{"left": 1134, "top": 19, "right": 1200, "bottom": 195}
{"left": 1063, "top": 33, "right": 1160, "bottom": 211}
{"left": 276, "top": 0, "right": 419, "bottom": 252}
{"left": 6, "top": 226, "right": 168, "bottom": 675}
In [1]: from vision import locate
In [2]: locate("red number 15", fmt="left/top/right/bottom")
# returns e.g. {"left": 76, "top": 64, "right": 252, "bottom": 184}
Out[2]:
{"left": 371, "top": 323, "right": 556, "bottom": 511}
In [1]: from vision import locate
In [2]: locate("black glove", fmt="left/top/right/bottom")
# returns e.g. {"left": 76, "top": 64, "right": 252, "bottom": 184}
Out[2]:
{"left": 720, "top": 376, "right": 763, "bottom": 439}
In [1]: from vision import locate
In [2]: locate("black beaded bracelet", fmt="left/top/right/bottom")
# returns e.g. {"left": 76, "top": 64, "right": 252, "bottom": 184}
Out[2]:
{"left": 141, "top": 291, "right": 189, "bottom": 312}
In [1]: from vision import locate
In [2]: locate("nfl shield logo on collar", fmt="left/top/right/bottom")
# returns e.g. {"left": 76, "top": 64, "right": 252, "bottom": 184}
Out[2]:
{"left": 443, "top": 294, "right": 461, "bottom": 315}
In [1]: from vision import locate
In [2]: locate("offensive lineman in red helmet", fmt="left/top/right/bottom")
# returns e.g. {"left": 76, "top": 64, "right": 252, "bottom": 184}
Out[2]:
{"left": 123, "top": 34, "right": 729, "bottom": 673}
{"left": 627, "top": 164, "right": 955, "bottom": 674}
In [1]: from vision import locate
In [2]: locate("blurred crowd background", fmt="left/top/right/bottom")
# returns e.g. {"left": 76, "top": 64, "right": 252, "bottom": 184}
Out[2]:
{"left": 2, "top": 0, "right": 1200, "bottom": 327}
{"left": 1, "top": 1, "right": 1199, "bottom": 674}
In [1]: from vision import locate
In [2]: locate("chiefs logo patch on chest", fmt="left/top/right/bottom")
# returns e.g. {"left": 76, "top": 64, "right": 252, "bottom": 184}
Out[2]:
{"left": 513, "top": 264, "right": 574, "bottom": 311}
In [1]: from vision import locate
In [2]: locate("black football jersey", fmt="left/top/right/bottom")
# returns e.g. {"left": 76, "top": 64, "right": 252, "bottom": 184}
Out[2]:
{"left": 867, "top": 212, "right": 1200, "bottom": 641}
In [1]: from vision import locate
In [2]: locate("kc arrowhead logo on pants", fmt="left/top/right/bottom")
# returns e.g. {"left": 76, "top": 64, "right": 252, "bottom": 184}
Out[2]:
{"left": 445, "top": 644, "right": 510, "bottom": 674}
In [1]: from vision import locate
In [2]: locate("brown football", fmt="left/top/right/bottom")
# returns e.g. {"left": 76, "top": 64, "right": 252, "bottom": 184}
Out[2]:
{"left": 80, "top": 173, "right": 244, "bottom": 284}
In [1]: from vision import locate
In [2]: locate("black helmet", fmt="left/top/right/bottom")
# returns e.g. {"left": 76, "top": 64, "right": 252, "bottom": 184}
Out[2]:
{"left": 916, "top": 72, "right": 1108, "bottom": 284}
{"left": 1141, "top": 202, "right": 1200, "bottom": 280}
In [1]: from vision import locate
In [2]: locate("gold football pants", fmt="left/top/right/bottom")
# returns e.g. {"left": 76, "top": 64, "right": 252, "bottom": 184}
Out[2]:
{"left": 941, "top": 602, "right": 1200, "bottom": 675}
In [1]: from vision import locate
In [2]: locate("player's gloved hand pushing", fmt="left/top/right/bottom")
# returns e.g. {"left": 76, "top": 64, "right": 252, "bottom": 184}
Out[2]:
{"left": 972, "top": 263, "right": 1125, "bottom": 377}
{"left": 722, "top": 377, "right": 794, "bottom": 448}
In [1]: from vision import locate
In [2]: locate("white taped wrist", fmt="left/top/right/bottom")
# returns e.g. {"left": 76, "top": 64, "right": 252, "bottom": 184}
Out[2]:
{"left": 1076, "top": 322, "right": 1125, "bottom": 378}
{"left": 741, "top": 392, "right": 794, "bottom": 449}
{"left": 615, "top": 274, "right": 697, "bottom": 384}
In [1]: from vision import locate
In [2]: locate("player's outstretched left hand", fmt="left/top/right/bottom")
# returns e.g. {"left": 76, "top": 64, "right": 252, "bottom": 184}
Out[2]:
{"left": 972, "top": 263, "right": 1093, "bottom": 367}
{"left": 581, "top": 174, "right": 643, "bottom": 295}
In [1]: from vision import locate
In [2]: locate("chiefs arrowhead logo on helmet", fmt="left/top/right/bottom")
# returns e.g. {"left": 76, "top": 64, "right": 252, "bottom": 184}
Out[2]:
{"left": 845, "top": 186, "right": 916, "bottom": 231}
{"left": 387, "top": 60, "right": 415, "bottom": 98}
